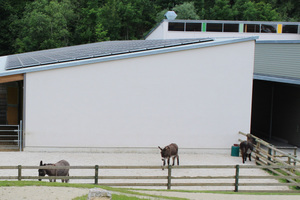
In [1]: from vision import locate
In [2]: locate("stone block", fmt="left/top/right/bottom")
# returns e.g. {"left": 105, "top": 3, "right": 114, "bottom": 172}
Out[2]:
{"left": 87, "top": 188, "right": 112, "bottom": 200}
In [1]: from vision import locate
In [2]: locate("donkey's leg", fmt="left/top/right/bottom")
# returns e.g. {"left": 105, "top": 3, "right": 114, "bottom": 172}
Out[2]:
{"left": 172, "top": 156, "right": 175, "bottom": 166}
{"left": 242, "top": 153, "right": 245, "bottom": 163}
{"left": 66, "top": 173, "right": 69, "bottom": 183}
{"left": 177, "top": 155, "right": 179, "bottom": 165}
{"left": 162, "top": 158, "right": 166, "bottom": 170}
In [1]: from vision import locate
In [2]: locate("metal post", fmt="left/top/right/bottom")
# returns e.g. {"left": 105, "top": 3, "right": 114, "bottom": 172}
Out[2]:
{"left": 20, "top": 120, "right": 23, "bottom": 151}
{"left": 294, "top": 147, "right": 297, "bottom": 166}
{"left": 94, "top": 165, "right": 99, "bottom": 184}
{"left": 167, "top": 165, "right": 172, "bottom": 190}
{"left": 269, "top": 85, "right": 274, "bottom": 140}
{"left": 234, "top": 165, "right": 240, "bottom": 192}
{"left": 268, "top": 147, "right": 272, "bottom": 163}
{"left": 18, "top": 165, "right": 22, "bottom": 181}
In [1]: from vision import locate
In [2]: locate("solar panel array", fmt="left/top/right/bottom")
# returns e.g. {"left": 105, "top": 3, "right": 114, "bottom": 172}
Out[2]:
{"left": 5, "top": 39, "right": 213, "bottom": 70}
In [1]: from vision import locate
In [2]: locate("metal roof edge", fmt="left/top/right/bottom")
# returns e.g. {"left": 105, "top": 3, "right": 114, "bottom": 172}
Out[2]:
{"left": 144, "top": 20, "right": 165, "bottom": 39}
{"left": 165, "top": 19, "right": 300, "bottom": 25}
{"left": 0, "top": 37, "right": 257, "bottom": 77}
{"left": 254, "top": 73, "right": 300, "bottom": 85}
{"left": 256, "top": 40, "right": 300, "bottom": 44}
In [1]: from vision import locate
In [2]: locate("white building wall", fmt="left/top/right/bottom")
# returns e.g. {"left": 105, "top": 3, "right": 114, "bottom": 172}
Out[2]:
{"left": 24, "top": 41, "right": 255, "bottom": 151}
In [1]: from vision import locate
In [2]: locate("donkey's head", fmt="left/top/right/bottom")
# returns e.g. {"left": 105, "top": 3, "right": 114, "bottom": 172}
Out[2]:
{"left": 158, "top": 146, "right": 170, "bottom": 158}
{"left": 246, "top": 134, "right": 256, "bottom": 145}
{"left": 38, "top": 161, "right": 46, "bottom": 181}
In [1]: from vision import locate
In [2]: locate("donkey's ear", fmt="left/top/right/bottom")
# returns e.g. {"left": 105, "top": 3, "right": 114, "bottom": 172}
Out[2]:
{"left": 158, "top": 146, "right": 162, "bottom": 150}
{"left": 40, "top": 161, "right": 43, "bottom": 166}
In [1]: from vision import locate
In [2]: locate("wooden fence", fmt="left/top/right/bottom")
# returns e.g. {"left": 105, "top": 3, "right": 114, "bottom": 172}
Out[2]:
{"left": 0, "top": 164, "right": 299, "bottom": 192}
{"left": 239, "top": 132, "right": 299, "bottom": 174}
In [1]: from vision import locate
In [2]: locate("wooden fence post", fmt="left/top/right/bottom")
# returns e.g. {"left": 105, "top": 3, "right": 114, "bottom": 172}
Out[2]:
{"left": 167, "top": 165, "right": 172, "bottom": 190}
{"left": 95, "top": 165, "right": 99, "bottom": 185}
{"left": 18, "top": 165, "right": 22, "bottom": 181}
{"left": 234, "top": 165, "right": 239, "bottom": 192}
{"left": 255, "top": 142, "right": 260, "bottom": 163}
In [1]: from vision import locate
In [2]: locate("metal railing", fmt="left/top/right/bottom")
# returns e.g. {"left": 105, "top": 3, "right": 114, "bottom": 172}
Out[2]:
{"left": 0, "top": 120, "right": 23, "bottom": 151}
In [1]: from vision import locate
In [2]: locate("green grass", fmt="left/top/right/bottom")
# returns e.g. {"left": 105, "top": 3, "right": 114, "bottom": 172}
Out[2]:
{"left": 73, "top": 194, "right": 151, "bottom": 200}
{"left": 0, "top": 181, "right": 187, "bottom": 200}
{"left": 1, "top": 180, "right": 300, "bottom": 200}
{"left": 263, "top": 167, "right": 300, "bottom": 190}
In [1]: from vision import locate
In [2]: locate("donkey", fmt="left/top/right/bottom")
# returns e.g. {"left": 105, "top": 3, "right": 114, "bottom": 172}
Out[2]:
{"left": 240, "top": 134, "right": 255, "bottom": 164}
{"left": 38, "top": 160, "right": 70, "bottom": 183}
{"left": 158, "top": 143, "right": 179, "bottom": 170}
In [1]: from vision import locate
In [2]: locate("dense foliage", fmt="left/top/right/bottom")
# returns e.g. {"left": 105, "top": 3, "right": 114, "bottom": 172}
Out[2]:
{"left": 0, "top": 0, "right": 299, "bottom": 55}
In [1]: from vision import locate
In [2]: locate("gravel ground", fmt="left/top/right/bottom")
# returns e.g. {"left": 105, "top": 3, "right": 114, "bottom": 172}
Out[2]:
{"left": 0, "top": 150, "right": 295, "bottom": 199}
{"left": 0, "top": 186, "right": 88, "bottom": 200}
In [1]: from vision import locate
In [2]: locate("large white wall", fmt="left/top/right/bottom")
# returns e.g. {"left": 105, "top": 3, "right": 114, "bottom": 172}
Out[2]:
{"left": 24, "top": 41, "right": 255, "bottom": 151}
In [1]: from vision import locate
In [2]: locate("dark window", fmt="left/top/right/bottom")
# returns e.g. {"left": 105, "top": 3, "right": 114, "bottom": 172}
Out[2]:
{"left": 207, "top": 23, "right": 222, "bottom": 32}
{"left": 282, "top": 25, "right": 298, "bottom": 34}
{"left": 224, "top": 24, "right": 239, "bottom": 32}
{"left": 186, "top": 23, "right": 201, "bottom": 31}
{"left": 261, "top": 24, "right": 277, "bottom": 33}
{"left": 244, "top": 24, "right": 260, "bottom": 33}
{"left": 168, "top": 22, "right": 184, "bottom": 31}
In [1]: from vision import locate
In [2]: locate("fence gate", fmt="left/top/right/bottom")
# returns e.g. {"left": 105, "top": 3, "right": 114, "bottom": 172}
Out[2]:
{"left": 0, "top": 120, "right": 23, "bottom": 151}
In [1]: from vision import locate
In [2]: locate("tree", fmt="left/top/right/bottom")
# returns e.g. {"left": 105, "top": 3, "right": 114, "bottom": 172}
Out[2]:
{"left": 98, "top": 0, "right": 156, "bottom": 40}
{"left": 154, "top": 0, "right": 188, "bottom": 10}
{"left": 232, "top": 0, "right": 280, "bottom": 21}
{"left": 268, "top": 0, "right": 300, "bottom": 21}
{"left": 255, "top": 2, "right": 280, "bottom": 21}
{"left": 72, "top": 0, "right": 108, "bottom": 44}
{"left": 209, "top": 0, "right": 234, "bottom": 20}
{"left": 173, "top": 2, "right": 199, "bottom": 20}
{"left": 0, "top": 0, "right": 28, "bottom": 55}
{"left": 13, "top": 0, "right": 75, "bottom": 53}
{"left": 232, "top": 0, "right": 258, "bottom": 21}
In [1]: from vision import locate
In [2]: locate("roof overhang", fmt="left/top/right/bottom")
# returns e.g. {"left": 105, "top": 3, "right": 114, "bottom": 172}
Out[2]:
{"left": 0, "top": 74, "right": 24, "bottom": 84}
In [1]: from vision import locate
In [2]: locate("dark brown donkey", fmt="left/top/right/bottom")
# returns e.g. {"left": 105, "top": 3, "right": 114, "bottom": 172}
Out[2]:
{"left": 240, "top": 134, "right": 255, "bottom": 164}
{"left": 158, "top": 143, "right": 179, "bottom": 170}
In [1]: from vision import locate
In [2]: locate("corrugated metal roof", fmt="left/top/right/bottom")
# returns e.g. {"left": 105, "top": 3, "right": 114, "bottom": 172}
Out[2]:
{"left": 254, "top": 43, "right": 300, "bottom": 83}
{"left": 5, "top": 39, "right": 213, "bottom": 70}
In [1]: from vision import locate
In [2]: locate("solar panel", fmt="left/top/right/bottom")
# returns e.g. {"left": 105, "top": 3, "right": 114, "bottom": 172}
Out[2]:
{"left": 5, "top": 38, "right": 213, "bottom": 70}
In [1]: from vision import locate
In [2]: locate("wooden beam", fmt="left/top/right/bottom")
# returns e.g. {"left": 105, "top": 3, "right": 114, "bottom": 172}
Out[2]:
{"left": 0, "top": 74, "right": 24, "bottom": 84}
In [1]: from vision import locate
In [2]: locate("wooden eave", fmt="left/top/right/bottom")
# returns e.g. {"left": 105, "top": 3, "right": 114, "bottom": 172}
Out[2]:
{"left": 0, "top": 74, "right": 24, "bottom": 84}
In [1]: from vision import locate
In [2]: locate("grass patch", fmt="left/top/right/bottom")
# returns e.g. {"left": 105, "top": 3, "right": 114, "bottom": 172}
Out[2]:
{"left": 130, "top": 188, "right": 300, "bottom": 195}
{"left": 0, "top": 181, "right": 186, "bottom": 200}
{"left": 74, "top": 194, "right": 151, "bottom": 200}
{"left": 1, "top": 180, "right": 300, "bottom": 200}
{"left": 263, "top": 166, "right": 300, "bottom": 190}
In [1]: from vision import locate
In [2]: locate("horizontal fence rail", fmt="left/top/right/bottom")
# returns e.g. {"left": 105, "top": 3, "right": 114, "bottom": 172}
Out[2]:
{"left": 0, "top": 164, "right": 300, "bottom": 192}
